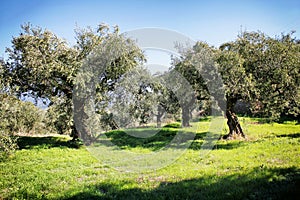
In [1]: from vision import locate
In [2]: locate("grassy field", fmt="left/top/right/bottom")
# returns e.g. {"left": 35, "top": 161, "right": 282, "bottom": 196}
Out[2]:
{"left": 0, "top": 117, "right": 299, "bottom": 199}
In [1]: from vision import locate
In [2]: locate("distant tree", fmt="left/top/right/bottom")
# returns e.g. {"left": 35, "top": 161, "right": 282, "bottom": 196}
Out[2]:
{"left": 0, "top": 94, "right": 46, "bottom": 134}
{"left": 172, "top": 42, "right": 216, "bottom": 127}
{"left": 104, "top": 66, "right": 158, "bottom": 128}
{"left": 153, "top": 78, "right": 181, "bottom": 128}
{"left": 104, "top": 67, "right": 182, "bottom": 129}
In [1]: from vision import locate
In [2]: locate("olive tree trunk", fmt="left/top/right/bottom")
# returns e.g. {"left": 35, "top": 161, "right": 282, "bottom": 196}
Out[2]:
{"left": 182, "top": 105, "right": 191, "bottom": 127}
{"left": 225, "top": 110, "right": 245, "bottom": 138}
{"left": 224, "top": 98, "right": 245, "bottom": 139}
{"left": 72, "top": 97, "right": 93, "bottom": 145}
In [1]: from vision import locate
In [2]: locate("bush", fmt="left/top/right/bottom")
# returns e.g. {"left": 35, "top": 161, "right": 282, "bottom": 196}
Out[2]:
{"left": 45, "top": 101, "right": 73, "bottom": 135}
{"left": 0, "top": 131, "right": 18, "bottom": 161}
{"left": 0, "top": 94, "right": 50, "bottom": 135}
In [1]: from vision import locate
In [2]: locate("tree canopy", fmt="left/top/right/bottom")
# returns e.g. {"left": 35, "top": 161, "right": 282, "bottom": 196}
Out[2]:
{"left": 3, "top": 23, "right": 144, "bottom": 139}
{"left": 1, "top": 23, "right": 299, "bottom": 140}
{"left": 175, "top": 31, "right": 300, "bottom": 138}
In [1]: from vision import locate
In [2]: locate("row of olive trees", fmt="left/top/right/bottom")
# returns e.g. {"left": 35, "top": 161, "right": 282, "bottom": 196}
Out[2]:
{"left": 1, "top": 23, "right": 299, "bottom": 143}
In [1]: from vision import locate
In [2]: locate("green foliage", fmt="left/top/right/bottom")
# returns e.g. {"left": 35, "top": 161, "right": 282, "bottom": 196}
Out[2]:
{"left": 175, "top": 31, "right": 299, "bottom": 136}
{"left": 219, "top": 31, "right": 300, "bottom": 119}
{"left": 105, "top": 66, "right": 161, "bottom": 128}
{"left": 6, "top": 23, "right": 77, "bottom": 99}
{"left": 100, "top": 113, "right": 119, "bottom": 131}
{"left": 45, "top": 101, "right": 73, "bottom": 135}
{"left": 0, "top": 131, "right": 18, "bottom": 161}
{"left": 0, "top": 94, "right": 47, "bottom": 134}
{"left": 4, "top": 23, "right": 144, "bottom": 137}
{"left": 73, "top": 28, "right": 145, "bottom": 140}
{"left": 173, "top": 41, "right": 224, "bottom": 127}
{"left": 4, "top": 23, "right": 78, "bottom": 135}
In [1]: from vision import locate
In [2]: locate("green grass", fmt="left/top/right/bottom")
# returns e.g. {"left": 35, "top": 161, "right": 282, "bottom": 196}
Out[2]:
{"left": 0, "top": 118, "right": 299, "bottom": 199}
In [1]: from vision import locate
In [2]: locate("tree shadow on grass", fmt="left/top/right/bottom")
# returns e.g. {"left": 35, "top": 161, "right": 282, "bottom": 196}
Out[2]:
{"left": 100, "top": 128, "right": 180, "bottom": 151}
{"left": 17, "top": 136, "right": 81, "bottom": 149}
{"left": 61, "top": 167, "right": 300, "bottom": 200}
{"left": 97, "top": 128, "right": 215, "bottom": 151}
{"left": 189, "top": 132, "right": 247, "bottom": 151}
{"left": 98, "top": 129, "right": 247, "bottom": 152}
{"left": 276, "top": 133, "right": 300, "bottom": 139}
{"left": 190, "top": 139, "right": 246, "bottom": 151}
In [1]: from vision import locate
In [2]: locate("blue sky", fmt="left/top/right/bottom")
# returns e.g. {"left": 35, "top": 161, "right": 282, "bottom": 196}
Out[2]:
{"left": 1, "top": 0, "right": 299, "bottom": 58}
{"left": 0, "top": 0, "right": 299, "bottom": 108}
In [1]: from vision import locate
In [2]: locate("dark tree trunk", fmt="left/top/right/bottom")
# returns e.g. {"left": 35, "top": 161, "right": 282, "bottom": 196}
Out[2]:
{"left": 225, "top": 110, "right": 245, "bottom": 138}
{"left": 182, "top": 106, "right": 190, "bottom": 127}
{"left": 224, "top": 97, "right": 245, "bottom": 139}
{"left": 71, "top": 125, "right": 79, "bottom": 141}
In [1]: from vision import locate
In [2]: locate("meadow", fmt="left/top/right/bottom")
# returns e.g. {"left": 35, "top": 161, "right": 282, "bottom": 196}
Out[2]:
{"left": 0, "top": 117, "right": 299, "bottom": 199}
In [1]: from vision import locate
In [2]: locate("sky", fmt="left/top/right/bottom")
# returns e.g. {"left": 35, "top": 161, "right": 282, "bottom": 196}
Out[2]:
{"left": 0, "top": 0, "right": 299, "bottom": 60}
{"left": 0, "top": 0, "right": 299, "bottom": 108}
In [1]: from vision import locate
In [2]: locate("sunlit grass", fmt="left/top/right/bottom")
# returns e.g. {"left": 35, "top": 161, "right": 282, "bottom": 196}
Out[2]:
{"left": 0, "top": 117, "right": 299, "bottom": 199}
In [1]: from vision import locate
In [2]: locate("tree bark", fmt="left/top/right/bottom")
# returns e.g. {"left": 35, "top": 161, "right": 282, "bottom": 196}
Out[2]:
{"left": 73, "top": 96, "right": 93, "bottom": 145}
{"left": 182, "top": 105, "right": 190, "bottom": 127}
{"left": 224, "top": 98, "right": 245, "bottom": 139}
{"left": 225, "top": 110, "right": 245, "bottom": 138}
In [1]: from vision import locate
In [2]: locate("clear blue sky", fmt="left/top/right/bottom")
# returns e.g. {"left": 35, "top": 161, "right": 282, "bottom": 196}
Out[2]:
{"left": 1, "top": 0, "right": 299, "bottom": 57}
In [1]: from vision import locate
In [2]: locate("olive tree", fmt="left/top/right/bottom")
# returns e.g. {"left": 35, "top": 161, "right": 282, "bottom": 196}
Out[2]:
{"left": 218, "top": 31, "right": 299, "bottom": 137}
{"left": 175, "top": 31, "right": 299, "bottom": 138}
{"left": 172, "top": 42, "right": 219, "bottom": 127}
{"left": 4, "top": 23, "right": 144, "bottom": 140}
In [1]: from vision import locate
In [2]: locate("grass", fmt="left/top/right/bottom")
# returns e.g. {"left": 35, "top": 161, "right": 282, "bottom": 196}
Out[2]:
{"left": 0, "top": 117, "right": 299, "bottom": 199}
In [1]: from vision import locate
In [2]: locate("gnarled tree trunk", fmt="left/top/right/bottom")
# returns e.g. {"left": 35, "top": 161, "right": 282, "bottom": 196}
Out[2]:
{"left": 225, "top": 110, "right": 245, "bottom": 138}
{"left": 224, "top": 98, "right": 245, "bottom": 139}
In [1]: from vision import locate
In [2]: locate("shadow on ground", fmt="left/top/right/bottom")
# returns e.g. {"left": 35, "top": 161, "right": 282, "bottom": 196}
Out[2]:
{"left": 17, "top": 136, "right": 80, "bottom": 149}
{"left": 16, "top": 131, "right": 298, "bottom": 152}
{"left": 98, "top": 128, "right": 212, "bottom": 151}
{"left": 276, "top": 133, "right": 300, "bottom": 139}
{"left": 96, "top": 127, "right": 247, "bottom": 151}
{"left": 60, "top": 167, "right": 300, "bottom": 200}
